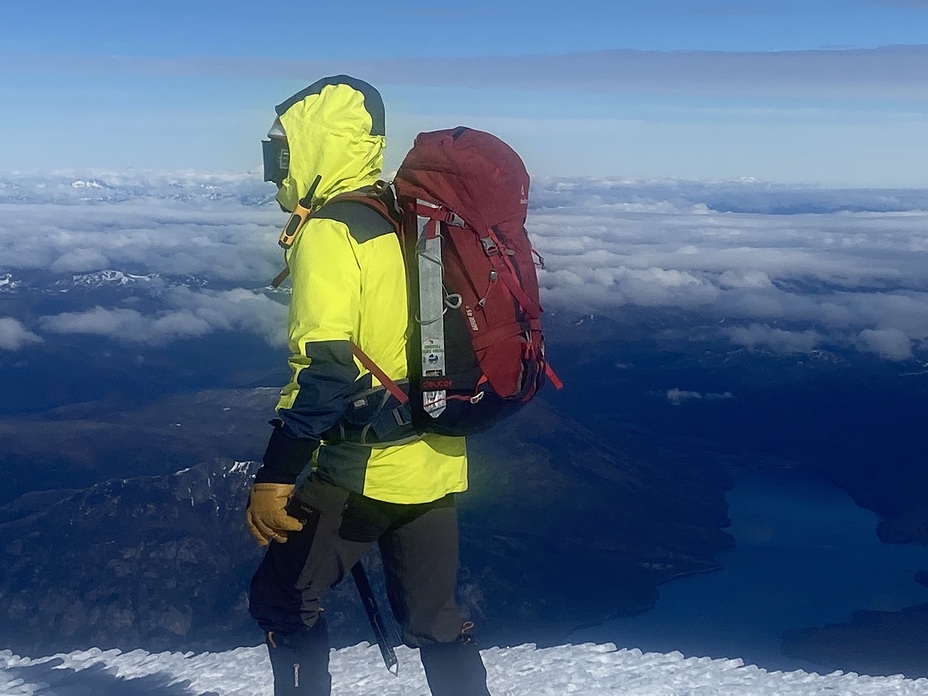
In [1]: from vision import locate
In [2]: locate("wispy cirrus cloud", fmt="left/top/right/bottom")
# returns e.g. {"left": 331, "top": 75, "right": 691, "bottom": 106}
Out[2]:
{"left": 868, "top": 0, "right": 928, "bottom": 8}
{"left": 3, "top": 46, "right": 927, "bottom": 100}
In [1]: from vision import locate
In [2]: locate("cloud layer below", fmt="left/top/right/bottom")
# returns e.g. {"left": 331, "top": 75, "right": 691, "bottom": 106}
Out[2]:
{"left": 2, "top": 172, "right": 927, "bottom": 361}
{"left": 530, "top": 178, "right": 928, "bottom": 360}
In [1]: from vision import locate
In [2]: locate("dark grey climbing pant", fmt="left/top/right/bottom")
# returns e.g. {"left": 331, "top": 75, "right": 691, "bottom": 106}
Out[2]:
{"left": 249, "top": 476, "right": 490, "bottom": 696}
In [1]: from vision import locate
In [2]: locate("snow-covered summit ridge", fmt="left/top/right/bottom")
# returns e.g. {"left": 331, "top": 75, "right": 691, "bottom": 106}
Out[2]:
{"left": 2, "top": 642, "right": 927, "bottom": 696}
{"left": 2, "top": 270, "right": 214, "bottom": 296}
{"left": 70, "top": 179, "right": 106, "bottom": 189}
{"left": 0, "top": 273, "right": 20, "bottom": 291}
{"left": 67, "top": 270, "right": 158, "bottom": 287}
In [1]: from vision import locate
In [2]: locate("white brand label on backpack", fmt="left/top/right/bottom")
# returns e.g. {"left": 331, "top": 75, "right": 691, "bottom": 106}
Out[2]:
{"left": 423, "top": 390, "right": 447, "bottom": 418}
{"left": 421, "top": 338, "right": 445, "bottom": 376}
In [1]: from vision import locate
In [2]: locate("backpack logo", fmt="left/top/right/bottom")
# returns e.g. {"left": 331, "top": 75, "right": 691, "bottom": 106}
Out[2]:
{"left": 465, "top": 306, "right": 479, "bottom": 332}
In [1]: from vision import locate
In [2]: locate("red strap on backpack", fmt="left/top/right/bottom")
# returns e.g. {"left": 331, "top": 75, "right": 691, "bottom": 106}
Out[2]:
{"left": 545, "top": 363, "right": 564, "bottom": 390}
{"left": 482, "top": 227, "right": 543, "bottom": 320}
{"left": 350, "top": 343, "right": 409, "bottom": 404}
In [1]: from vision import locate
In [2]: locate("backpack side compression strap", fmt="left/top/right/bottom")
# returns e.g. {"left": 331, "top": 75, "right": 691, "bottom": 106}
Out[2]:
{"left": 350, "top": 344, "right": 408, "bottom": 405}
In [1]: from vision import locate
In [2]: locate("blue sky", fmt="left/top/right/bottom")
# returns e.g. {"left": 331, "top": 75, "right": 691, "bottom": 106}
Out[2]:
{"left": 1, "top": 0, "right": 927, "bottom": 186}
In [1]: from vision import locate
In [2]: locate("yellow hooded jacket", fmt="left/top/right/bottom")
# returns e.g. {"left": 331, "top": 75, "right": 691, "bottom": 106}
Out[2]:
{"left": 264, "top": 76, "right": 468, "bottom": 504}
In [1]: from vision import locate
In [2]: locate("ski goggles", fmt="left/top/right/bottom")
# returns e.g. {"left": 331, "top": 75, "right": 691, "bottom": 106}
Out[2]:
{"left": 262, "top": 120, "right": 289, "bottom": 186}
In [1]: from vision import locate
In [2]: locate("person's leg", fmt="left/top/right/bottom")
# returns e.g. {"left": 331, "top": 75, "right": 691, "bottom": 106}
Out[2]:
{"left": 263, "top": 618, "right": 331, "bottom": 696}
{"left": 379, "top": 497, "right": 491, "bottom": 696}
{"left": 249, "top": 478, "right": 370, "bottom": 696}
{"left": 418, "top": 627, "right": 490, "bottom": 696}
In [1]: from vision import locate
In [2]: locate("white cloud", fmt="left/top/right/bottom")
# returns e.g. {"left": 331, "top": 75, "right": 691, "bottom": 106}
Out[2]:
{"left": 667, "top": 388, "right": 702, "bottom": 405}
{"left": 50, "top": 247, "right": 111, "bottom": 273}
{"left": 164, "top": 286, "right": 287, "bottom": 346}
{"left": 4, "top": 172, "right": 928, "bottom": 360}
{"left": 667, "top": 388, "right": 734, "bottom": 406}
{"left": 717, "top": 270, "right": 773, "bottom": 289}
{"left": 0, "top": 175, "right": 282, "bottom": 284}
{"left": 721, "top": 324, "right": 824, "bottom": 354}
{"left": 857, "top": 328, "right": 913, "bottom": 360}
{"left": 40, "top": 307, "right": 145, "bottom": 337}
{"left": 39, "top": 289, "right": 287, "bottom": 347}
{"left": 0, "top": 317, "right": 43, "bottom": 350}
{"left": 524, "top": 177, "right": 928, "bottom": 359}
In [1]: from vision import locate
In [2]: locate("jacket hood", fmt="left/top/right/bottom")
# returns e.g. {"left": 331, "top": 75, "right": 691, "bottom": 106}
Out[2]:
{"left": 274, "top": 75, "right": 386, "bottom": 212}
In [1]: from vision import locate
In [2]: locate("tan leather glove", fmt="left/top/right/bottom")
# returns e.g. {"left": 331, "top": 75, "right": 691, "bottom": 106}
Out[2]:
{"left": 245, "top": 483, "right": 304, "bottom": 546}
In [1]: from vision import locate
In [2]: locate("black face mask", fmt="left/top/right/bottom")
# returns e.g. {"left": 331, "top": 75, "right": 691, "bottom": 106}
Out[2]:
{"left": 262, "top": 139, "right": 289, "bottom": 186}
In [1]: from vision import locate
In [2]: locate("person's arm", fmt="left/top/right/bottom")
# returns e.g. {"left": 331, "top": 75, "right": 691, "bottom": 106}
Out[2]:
{"left": 255, "top": 218, "right": 361, "bottom": 484}
{"left": 246, "top": 219, "right": 361, "bottom": 545}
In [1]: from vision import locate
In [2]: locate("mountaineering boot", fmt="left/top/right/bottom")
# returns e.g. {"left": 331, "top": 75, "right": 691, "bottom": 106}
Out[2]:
{"left": 419, "top": 625, "right": 491, "bottom": 696}
{"left": 266, "top": 619, "right": 332, "bottom": 696}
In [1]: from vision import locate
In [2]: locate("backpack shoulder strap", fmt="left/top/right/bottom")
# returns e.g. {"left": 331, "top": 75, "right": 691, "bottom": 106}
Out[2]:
{"left": 270, "top": 184, "right": 399, "bottom": 287}
{"left": 312, "top": 187, "right": 409, "bottom": 403}
{"left": 309, "top": 192, "right": 398, "bottom": 243}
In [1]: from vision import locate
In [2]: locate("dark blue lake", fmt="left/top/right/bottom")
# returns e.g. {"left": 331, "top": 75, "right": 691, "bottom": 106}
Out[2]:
{"left": 569, "top": 469, "right": 928, "bottom": 674}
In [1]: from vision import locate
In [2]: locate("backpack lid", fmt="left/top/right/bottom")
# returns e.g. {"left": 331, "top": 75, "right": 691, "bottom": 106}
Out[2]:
{"left": 394, "top": 127, "right": 530, "bottom": 232}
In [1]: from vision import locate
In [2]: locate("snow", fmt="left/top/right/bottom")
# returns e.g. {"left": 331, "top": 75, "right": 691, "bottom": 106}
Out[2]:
{"left": 68, "top": 270, "right": 158, "bottom": 287}
{"left": 2, "top": 642, "right": 927, "bottom": 696}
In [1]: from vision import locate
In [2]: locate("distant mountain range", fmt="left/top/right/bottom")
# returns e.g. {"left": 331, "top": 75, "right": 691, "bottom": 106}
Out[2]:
{"left": 2, "top": 302, "right": 927, "bottom": 664}
{"left": 0, "top": 269, "right": 214, "bottom": 295}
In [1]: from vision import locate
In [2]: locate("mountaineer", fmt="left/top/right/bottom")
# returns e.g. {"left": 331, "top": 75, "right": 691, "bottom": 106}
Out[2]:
{"left": 244, "top": 75, "right": 492, "bottom": 696}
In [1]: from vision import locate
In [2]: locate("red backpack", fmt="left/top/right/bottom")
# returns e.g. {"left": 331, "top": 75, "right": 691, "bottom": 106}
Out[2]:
{"left": 274, "top": 127, "right": 560, "bottom": 440}
{"left": 351, "top": 127, "right": 561, "bottom": 436}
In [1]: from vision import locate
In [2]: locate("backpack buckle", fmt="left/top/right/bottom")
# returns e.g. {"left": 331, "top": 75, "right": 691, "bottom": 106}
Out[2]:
{"left": 480, "top": 236, "right": 500, "bottom": 256}
{"left": 444, "top": 211, "right": 466, "bottom": 227}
